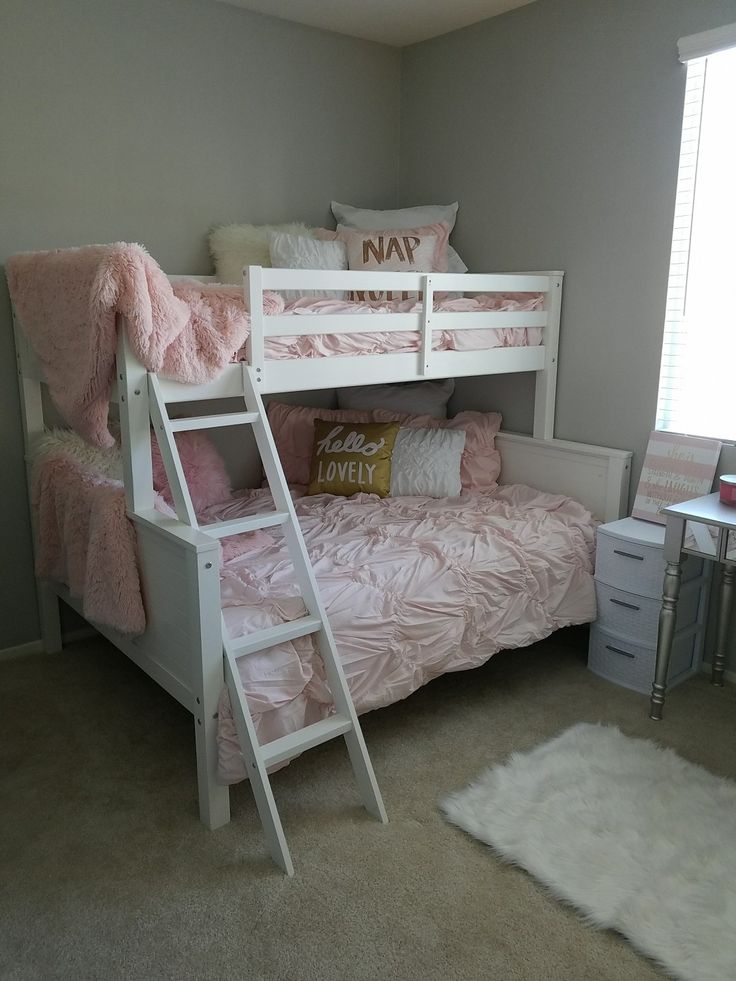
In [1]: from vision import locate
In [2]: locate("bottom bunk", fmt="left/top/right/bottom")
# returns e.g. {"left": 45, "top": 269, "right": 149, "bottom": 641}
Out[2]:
{"left": 29, "top": 421, "right": 627, "bottom": 810}
{"left": 212, "top": 484, "right": 597, "bottom": 783}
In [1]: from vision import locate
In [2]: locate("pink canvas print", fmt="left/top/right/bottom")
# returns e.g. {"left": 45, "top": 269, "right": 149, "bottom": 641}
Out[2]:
{"left": 632, "top": 431, "right": 722, "bottom": 523}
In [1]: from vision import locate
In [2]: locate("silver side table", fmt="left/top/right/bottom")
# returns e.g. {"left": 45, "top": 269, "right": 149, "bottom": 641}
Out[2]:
{"left": 650, "top": 492, "right": 736, "bottom": 720}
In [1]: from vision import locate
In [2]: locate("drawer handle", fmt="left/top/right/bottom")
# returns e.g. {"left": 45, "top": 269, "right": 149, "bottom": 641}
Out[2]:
{"left": 613, "top": 549, "right": 644, "bottom": 561}
{"left": 609, "top": 598, "right": 641, "bottom": 611}
{"left": 605, "top": 644, "right": 636, "bottom": 659}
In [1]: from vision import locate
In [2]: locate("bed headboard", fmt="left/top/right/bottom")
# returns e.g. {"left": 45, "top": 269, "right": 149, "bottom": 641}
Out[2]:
{"left": 496, "top": 432, "right": 632, "bottom": 523}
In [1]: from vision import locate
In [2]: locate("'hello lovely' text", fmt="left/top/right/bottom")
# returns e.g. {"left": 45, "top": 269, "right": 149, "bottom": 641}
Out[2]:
{"left": 315, "top": 426, "right": 386, "bottom": 486}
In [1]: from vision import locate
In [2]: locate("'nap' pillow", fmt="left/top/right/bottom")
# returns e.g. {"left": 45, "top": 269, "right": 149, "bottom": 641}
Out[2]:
{"left": 308, "top": 420, "right": 399, "bottom": 497}
{"left": 331, "top": 200, "right": 468, "bottom": 274}
{"left": 372, "top": 409, "right": 502, "bottom": 492}
{"left": 209, "top": 222, "right": 313, "bottom": 284}
{"left": 336, "top": 222, "right": 450, "bottom": 302}
{"left": 390, "top": 427, "right": 466, "bottom": 498}
{"left": 267, "top": 403, "right": 374, "bottom": 486}
{"left": 268, "top": 232, "right": 348, "bottom": 301}
{"left": 151, "top": 430, "right": 231, "bottom": 511}
{"left": 337, "top": 379, "right": 455, "bottom": 419}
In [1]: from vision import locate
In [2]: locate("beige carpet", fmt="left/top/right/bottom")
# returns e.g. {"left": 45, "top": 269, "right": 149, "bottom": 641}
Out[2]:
{"left": 1, "top": 627, "right": 734, "bottom": 981}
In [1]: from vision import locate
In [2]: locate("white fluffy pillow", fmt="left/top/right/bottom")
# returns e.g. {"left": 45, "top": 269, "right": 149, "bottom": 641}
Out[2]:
{"left": 31, "top": 428, "right": 123, "bottom": 479}
{"left": 337, "top": 379, "right": 455, "bottom": 419}
{"left": 331, "top": 201, "right": 468, "bottom": 275}
{"left": 269, "top": 231, "right": 348, "bottom": 301}
{"left": 209, "top": 222, "right": 312, "bottom": 284}
{"left": 390, "top": 427, "right": 466, "bottom": 498}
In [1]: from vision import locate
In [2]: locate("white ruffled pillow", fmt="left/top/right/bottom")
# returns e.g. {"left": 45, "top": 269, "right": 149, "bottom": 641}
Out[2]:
{"left": 390, "top": 427, "right": 466, "bottom": 498}
{"left": 269, "top": 231, "right": 348, "bottom": 300}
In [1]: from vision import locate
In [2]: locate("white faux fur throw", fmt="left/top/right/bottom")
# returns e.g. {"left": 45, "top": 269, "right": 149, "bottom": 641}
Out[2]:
{"left": 441, "top": 724, "right": 736, "bottom": 981}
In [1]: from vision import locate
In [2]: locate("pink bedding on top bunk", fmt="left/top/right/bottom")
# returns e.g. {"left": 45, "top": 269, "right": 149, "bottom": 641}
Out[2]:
{"left": 7, "top": 244, "right": 543, "bottom": 448}
{"left": 209, "top": 485, "right": 596, "bottom": 784}
{"left": 192, "top": 284, "right": 545, "bottom": 363}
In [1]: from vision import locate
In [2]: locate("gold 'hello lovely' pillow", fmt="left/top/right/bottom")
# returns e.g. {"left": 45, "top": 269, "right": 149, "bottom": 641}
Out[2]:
{"left": 308, "top": 420, "right": 399, "bottom": 497}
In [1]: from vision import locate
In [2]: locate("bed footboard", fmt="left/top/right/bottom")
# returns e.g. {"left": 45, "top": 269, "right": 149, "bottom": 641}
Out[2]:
{"left": 55, "top": 511, "right": 230, "bottom": 830}
{"left": 130, "top": 511, "right": 230, "bottom": 829}
{"left": 496, "top": 432, "right": 632, "bottom": 523}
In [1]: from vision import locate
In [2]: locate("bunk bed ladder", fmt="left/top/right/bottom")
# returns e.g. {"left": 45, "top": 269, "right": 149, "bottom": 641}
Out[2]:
{"left": 147, "top": 367, "right": 387, "bottom": 875}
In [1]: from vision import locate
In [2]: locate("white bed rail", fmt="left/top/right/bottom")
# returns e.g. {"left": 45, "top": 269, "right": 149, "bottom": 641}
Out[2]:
{"left": 171, "top": 267, "right": 563, "bottom": 440}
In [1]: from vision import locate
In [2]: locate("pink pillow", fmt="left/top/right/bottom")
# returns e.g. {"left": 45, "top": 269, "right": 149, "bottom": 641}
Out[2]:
{"left": 372, "top": 409, "right": 502, "bottom": 492}
{"left": 267, "top": 403, "right": 373, "bottom": 486}
{"left": 151, "top": 431, "right": 231, "bottom": 511}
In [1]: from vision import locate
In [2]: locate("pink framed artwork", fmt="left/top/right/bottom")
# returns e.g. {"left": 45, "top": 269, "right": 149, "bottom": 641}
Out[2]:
{"left": 632, "top": 431, "right": 722, "bottom": 524}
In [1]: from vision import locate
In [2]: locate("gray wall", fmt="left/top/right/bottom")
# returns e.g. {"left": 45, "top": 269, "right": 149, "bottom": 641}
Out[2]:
{"left": 0, "top": 0, "right": 400, "bottom": 649}
{"left": 402, "top": 0, "right": 736, "bottom": 672}
{"left": 401, "top": 0, "right": 736, "bottom": 461}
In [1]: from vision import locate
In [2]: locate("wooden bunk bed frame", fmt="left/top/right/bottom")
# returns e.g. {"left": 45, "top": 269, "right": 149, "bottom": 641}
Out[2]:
{"left": 13, "top": 266, "right": 632, "bottom": 872}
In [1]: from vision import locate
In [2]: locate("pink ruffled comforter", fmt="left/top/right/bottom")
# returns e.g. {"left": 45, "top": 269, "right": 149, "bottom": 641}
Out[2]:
{"left": 209, "top": 485, "right": 596, "bottom": 783}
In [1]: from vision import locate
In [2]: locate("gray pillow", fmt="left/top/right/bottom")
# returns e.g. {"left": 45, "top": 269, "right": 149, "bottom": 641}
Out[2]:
{"left": 337, "top": 379, "right": 455, "bottom": 419}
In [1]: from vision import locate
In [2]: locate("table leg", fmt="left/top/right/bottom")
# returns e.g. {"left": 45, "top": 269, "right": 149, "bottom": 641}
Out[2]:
{"left": 650, "top": 516, "right": 685, "bottom": 721}
{"left": 712, "top": 564, "right": 734, "bottom": 687}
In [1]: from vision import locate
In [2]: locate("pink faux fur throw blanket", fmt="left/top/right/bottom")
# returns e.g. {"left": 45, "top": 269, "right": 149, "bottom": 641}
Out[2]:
{"left": 32, "top": 454, "right": 147, "bottom": 634}
{"left": 6, "top": 243, "right": 250, "bottom": 448}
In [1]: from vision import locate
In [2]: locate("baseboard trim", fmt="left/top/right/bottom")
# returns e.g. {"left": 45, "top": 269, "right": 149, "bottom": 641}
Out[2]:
{"left": 0, "top": 639, "right": 44, "bottom": 661}
{"left": 0, "top": 627, "right": 97, "bottom": 662}
{"left": 701, "top": 660, "right": 736, "bottom": 685}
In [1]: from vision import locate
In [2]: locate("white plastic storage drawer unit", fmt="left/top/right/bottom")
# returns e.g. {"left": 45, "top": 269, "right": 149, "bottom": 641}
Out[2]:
{"left": 588, "top": 517, "right": 709, "bottom": 694}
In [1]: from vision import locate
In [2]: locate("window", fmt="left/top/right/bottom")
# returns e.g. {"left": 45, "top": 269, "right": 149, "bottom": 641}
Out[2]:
{"left": 655, "top": 26, "right": 736, "bottom": 441}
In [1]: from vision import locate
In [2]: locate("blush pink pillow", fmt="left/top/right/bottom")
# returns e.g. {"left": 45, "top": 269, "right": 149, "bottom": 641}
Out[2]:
{"left": 267, "top": 403, "right": 374, "bottom": 486}
{"left": 372, "top": 409, "right": 502, "bottom": 492}
{"left": 151, "top": 431, "right": 231, "bottom": 511}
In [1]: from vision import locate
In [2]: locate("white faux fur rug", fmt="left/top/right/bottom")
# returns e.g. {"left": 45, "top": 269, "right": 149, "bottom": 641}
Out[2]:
{"left": 441, "top": 724, "right": 736, "bottom": 981}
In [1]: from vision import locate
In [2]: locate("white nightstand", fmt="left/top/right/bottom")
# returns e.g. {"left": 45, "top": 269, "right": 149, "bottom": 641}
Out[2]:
{"left": 588, "top": 517, "right": 709, "bottom": 694}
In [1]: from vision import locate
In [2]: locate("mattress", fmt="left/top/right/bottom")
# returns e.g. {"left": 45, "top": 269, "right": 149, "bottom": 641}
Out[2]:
{"left": 207, "top": 484, "right": 597, "bottom": 783}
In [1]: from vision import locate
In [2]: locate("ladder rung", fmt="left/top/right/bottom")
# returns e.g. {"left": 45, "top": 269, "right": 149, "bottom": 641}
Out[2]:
{"left": 229, "top": 615, "right": 323, "bottom": 657}
{"left": 261, "top": 715, "right": 353, "bottom": 768}
{"left": 169, "top": 411, "right": 259, "bottom": 431}
{"left": 202, "top": 511, "right": 289, "bottom": 539}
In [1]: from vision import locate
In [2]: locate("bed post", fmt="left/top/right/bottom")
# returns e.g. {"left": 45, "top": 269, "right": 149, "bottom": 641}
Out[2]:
{"left": 419, "top": 274, "right": 434, "bottom": 375}
{"left": 116, "top": 326, "right": 154, "bottom": 513}
{"left": 533, "top": 272, "right": 563, "bottom": 440}
{"left": 244, "top": 265, "right": 265, "bottom": 390}
{"left": 190, "top": 546, "right": 231, "bottom": 830}
{"left": 12, "top": 307, "right": 63, "bottom": 653}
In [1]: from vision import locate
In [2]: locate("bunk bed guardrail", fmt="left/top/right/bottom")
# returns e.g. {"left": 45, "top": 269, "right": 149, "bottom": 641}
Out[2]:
{"left": 163, "top": 268, "right": 562, "bottom": 443}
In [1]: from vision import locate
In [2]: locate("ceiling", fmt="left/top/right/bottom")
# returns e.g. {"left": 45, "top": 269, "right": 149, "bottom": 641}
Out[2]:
{"left": 216, "top": 0, "right": 538, "bottom": 47}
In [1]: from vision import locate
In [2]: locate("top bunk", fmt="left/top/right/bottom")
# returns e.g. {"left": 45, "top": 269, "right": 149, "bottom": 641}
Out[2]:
{"left": 163, "top": 266, "right": 562, "bottom": 440}
{"left": 8, "top": 243, "right": 562, "bottom": 443}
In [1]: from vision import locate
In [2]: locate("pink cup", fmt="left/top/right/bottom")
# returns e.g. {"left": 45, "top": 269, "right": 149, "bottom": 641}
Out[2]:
{"left": 720, "top": 475, "right": 736, "bottom": 506}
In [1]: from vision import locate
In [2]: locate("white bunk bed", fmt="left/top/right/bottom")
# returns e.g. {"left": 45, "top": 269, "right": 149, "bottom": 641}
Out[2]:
{"left": 12, "top": 262, "right": 632, "bottom": 874}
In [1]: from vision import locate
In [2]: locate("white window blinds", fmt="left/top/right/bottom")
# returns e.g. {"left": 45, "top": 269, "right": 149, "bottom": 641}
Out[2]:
{"left": 655, "top": 31, "right": 736, "bottom": 441}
